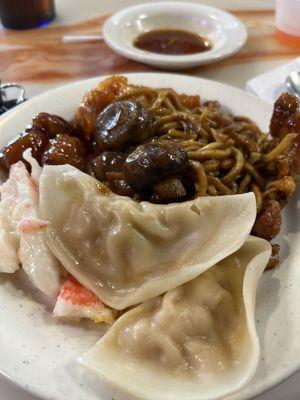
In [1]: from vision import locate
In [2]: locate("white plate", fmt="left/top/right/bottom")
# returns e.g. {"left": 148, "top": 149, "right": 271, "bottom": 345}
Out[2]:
{"left": 0, "top": 73, "right": 299, "bottom": 400}
{"left": 103, "top": 2, "right": 247, "bottom": 70}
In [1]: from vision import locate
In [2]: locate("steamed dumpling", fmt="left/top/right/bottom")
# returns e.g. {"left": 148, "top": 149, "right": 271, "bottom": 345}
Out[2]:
{"left": 80, "top": 237, "right": 271, "bottom": 400}
{"left": 39, "top": 165, "right": 256, "bottom": 309}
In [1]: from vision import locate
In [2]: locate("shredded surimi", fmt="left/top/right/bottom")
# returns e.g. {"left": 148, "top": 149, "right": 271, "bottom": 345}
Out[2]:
{"left": 17, "top": 218, "right": 49, "bottom": 234}
{"left": 0, "top": 152, "right": 116, "bottom": 321}
{"left": 0, "top": 155, "right": 62, "bottom": 298}
{"left": 53, "top": 277, "right": 117, "bottom": 324}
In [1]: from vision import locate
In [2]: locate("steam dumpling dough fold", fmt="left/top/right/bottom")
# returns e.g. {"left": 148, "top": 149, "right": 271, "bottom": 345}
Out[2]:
{"left": 80, "top": 237, "right": 271, "bottom": 400}
{"left": 40, "top": 165, "right": 256, "bottom": 309}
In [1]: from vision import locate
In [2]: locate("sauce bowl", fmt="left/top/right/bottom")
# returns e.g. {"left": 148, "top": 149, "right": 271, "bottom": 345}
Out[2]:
{"left": 103, "top": 2, "right": 247, "bottom": 70}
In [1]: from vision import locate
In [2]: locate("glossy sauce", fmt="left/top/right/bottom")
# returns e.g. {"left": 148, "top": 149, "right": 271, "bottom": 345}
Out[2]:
{"left": 134, "top": 29, "right": 212, "bottom": 55}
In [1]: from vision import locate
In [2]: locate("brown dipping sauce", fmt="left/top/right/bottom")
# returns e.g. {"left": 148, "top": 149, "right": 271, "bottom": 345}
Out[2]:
{"left": 134, "top": 29, "right": 212, "bottom": 55}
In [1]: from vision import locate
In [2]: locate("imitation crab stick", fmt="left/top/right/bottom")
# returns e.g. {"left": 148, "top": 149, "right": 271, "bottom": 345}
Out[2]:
{"left": 53, "top": 276, "right": 118, "bottom": 324}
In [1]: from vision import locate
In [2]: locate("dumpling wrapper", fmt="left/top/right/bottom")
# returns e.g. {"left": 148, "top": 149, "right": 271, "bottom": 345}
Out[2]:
{"left": 39, "top": 165, "right": 256, "bottom": 310}
{"left": 80, "top": 236, "right": 271, "bottom": 400}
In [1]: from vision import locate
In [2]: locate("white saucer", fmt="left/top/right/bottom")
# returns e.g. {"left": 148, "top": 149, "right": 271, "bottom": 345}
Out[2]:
{"left": 103, "top": 2, "right": 247, "bottom": 70}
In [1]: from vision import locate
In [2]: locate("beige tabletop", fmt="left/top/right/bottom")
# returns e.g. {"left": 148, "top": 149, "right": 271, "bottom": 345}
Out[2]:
{"left": 0, "top": 0, "right": 299, "bottom": 399}
{"left": 0, "top": 0, "right": 299, "bottom": 97}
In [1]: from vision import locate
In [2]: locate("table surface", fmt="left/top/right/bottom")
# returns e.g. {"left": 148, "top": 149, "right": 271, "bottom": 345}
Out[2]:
{"left": 0, "top": 0, "right": 299, "bottom": 399}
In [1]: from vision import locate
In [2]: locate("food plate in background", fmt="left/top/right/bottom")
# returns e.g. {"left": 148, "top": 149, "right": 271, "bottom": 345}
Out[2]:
{"left": 0, "top": 73, "right": 299, "bottom": 400}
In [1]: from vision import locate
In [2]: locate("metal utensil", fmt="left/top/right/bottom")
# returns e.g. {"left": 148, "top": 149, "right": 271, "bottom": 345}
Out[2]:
{"left": 0, "top": 82, "right": 26, "bottom": 115}
{"left": 285, "top": 70, "right": 300, "bottom": 100}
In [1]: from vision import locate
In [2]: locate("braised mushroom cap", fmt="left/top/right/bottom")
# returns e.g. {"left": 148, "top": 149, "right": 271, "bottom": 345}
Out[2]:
{"left": 124, "top": 141, "right": 188, "bottom": 190}
{"left": 95, "top": 100, "right": 152, "bottom": 150}
{"left": 87, "top": 151, "right": 126, "bottom": 182}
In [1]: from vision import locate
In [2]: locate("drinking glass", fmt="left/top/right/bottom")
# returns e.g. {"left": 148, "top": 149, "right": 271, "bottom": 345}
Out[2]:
{"left": 0, "top": 0, "right": 56, "bottom": 30}
{"left": 276, "top": 0, "right": 300, "bottom": 46}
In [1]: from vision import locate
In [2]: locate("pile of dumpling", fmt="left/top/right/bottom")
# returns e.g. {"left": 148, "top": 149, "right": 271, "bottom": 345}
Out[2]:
{"left": 0, "top": 150, "right": 271, "bottom": 400}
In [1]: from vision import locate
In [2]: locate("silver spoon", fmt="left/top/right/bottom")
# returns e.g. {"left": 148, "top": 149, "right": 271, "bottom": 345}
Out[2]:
{"left": 285, "top": 70, "right": 300, "bottom": 100}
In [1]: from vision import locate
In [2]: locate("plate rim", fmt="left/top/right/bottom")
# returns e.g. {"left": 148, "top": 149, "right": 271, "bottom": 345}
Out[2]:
{"left": 0, "top": 72, "right": 266, "bottom": 125}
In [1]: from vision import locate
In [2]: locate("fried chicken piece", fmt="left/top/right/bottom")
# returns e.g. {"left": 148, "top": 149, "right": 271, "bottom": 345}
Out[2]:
{"left": 202, "top": 100, "right": 220, "bottom": 112}
{"left": 277, "top": 134, "right": 300, "bottom": 177}
{"left": 266, "top": 244, "right": 280, "bottom": 270}
{"left": 270, "top": 92, "right": 300, "bottom": 139}
{"left": 32, "top": 112, "right": 78, "bottom": 138}
{"left": 0, "top": 129, "right": 47, "bottom": 172}
{"left": 41, "top": 134, "right": 86, "bottom": 170}
{"left": 252, "top": 199, "right": 282, "bottom": 241}
{"left": 179, "top": 94, "right": 200, "bottom": 110}
{"left": 264, "top": 176, "right": 297, "bottom": 202}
